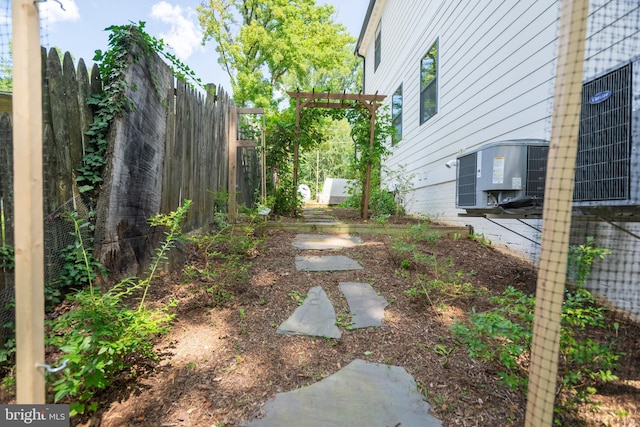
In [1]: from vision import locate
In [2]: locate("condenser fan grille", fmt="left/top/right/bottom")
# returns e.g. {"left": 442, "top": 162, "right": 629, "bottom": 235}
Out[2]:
{"left": 574, "top": 63, "right": 632, "bottom": 202}
{"left": 526, "top": 145, "right": 548, "bottom": 198}
{"left": 457, "top": 153, "right": 477, "bottom": 207}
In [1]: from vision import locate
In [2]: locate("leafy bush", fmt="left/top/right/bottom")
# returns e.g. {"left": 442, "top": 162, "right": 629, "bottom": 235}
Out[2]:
{"left": 0, "top": 245, "right": 13, "bottom": 271}
{"left": 451, "top": 238, "right": 620, "bottom": 422}
{"left": 48, "top": 201, "right": 190, "bottom": 416}
{"left": 272, "top": 179, "right": 303, "bottom": 217}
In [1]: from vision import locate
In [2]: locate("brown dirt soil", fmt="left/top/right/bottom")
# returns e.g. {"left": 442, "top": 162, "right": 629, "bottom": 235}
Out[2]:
{"left": 2, "top": 207, "right": 639, "bottom": 426}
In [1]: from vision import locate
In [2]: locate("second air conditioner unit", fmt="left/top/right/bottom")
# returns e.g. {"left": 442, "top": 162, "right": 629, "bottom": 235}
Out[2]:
{"left": 573, "top": 58, "right": 640, "bottom": 215}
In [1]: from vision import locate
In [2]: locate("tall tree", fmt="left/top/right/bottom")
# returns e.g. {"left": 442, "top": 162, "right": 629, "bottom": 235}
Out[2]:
{"left": 197, "top": 0, "right": 356, "bottom": 107}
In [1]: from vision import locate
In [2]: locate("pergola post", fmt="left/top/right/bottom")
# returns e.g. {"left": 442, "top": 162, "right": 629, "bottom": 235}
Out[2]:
{"left": 292, "top": 97, "right": 301, "bottom": 216}
{"left": 362, "top": 101, "right": 377, "bottom": 220}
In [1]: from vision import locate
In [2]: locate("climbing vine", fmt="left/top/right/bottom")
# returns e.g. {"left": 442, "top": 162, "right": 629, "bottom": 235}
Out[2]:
{"left": 344, "top": 105, "right": 397, "bottom": 215}
{"left": 77, "top": 22, "right": 205, "bottom": 200}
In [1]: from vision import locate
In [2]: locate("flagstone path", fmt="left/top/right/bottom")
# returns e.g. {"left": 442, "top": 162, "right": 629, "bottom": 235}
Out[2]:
{"left": 245, "top": 207, "right": 442, "bottom": 426}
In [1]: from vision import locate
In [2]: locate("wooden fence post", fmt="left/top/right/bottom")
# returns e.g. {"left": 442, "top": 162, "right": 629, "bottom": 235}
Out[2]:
{"left": 228, "top": 105, "right": 237, "bottom": 222}
{"left": 12, "top": 0, "right": 45, "bottom": 403}
{"left": 524, "top": 0, "right": 589, "bottom": 425}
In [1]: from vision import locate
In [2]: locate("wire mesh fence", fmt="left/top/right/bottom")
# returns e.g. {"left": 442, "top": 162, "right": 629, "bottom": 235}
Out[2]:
{"left": 525, "top": 0, "right": 640, "bottom": 425}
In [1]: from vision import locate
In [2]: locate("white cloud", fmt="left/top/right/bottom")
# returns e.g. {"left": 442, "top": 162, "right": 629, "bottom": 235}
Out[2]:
{"left": 150, "top": 1, "right": 203, "bottom": 60}
{"left": 39, "top": 0, "right": 80, "bottom": 24}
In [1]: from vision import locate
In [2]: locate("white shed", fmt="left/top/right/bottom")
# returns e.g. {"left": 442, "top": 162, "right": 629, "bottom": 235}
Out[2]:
{"left": 318, "top": 178, "right": 354, "bottom": 205}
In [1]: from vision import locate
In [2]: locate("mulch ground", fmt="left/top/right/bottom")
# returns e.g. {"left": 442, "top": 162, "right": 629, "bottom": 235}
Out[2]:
{"left": 2, "top": 207, "right": 638, "bottom": 426}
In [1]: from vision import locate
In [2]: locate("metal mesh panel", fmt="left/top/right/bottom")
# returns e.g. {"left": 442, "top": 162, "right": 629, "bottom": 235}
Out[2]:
{"left": 457, "top": 153, "right": 476, "bottom": 207}
{"left": 574, "top": 63, "right": 632, "bottom": 202}
{"left": 526, "top": 145, "right": 549, "bottom": 198}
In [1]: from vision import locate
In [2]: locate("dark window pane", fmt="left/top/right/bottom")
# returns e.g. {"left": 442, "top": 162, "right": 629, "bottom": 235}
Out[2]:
{"left": 374, "top": 22, "right": 381, "bottom": 71}
{"left": 421, "top": 77, "right": 437, "bottom": 123}
{"left": 420, "top": 39, "right": 438, "bottom": 124}
{"left": 392, "top": 85, "right": 403, "bottom": 141}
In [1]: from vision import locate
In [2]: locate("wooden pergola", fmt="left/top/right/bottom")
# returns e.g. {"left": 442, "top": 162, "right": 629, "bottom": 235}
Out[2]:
{"left": 287, "top": 90, "right": 386, "bottom": 219}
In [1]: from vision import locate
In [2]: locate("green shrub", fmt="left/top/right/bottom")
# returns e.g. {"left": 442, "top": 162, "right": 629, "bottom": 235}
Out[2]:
{"left": 48, "top": 201, "right": 190, "bottom": 416}
{"left": 451, "top": 238, "right": 620, "bottom": 423}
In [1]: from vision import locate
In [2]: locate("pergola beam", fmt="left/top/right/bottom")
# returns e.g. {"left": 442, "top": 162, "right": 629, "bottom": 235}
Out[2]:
{"left": 287, "top": 91, "right": 386, "bottom": 102}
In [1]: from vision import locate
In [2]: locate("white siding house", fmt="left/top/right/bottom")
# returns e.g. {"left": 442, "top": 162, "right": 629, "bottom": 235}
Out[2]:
{"left": 356, "top": 0, "right": 640, "bottom": 320}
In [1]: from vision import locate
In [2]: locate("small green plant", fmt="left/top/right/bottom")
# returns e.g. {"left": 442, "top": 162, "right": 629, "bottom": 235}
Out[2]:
{"left": 53, "top": 211, "right": 106, "bottom": 307}
{"left": 406, "top": 223, "right": 441, "bottom": 248}
{"left": 185, "top": 225, "right": 259, "bottom": 306}
{"left": 389, "top": 240, "right": 432, "bottom": 270}
{"left": 568, "top": 236, "right": 612, "bottom": 287}
{"left": 433, "top": 343, "right": 455, "bottom": 368}
{"left": 389, "top": 223, "right": 441, "bottom": 271}
{"left": 0, "top": 244, "right": 13, "bottom": 271}
{"left": 470, "top": 232, "right": 491, "bottom": 246}
{"left": 288, "top": 290, "right": 306, "bottom": 306}
{"left": 404, "top": 254, "right": 482, "bottom": 307}
{"left": 0, "top": 198, "right": 13, "bottom": 271}
{"left": 48, "top": 201, "right": 190, "bottom": 416}
{"left": 335, "top": 311, "right": 354, "bottom": 330}
{"left": 371, "top": 213, "right": 390, "bottom": 225}
{"left": 451, "top": 238, "right": 621, "bottom": 423}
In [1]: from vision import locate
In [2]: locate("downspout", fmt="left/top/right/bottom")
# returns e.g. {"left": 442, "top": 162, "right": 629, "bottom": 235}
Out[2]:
{"left": 357, "top": 53, "right": 366, "bottom": 92}
{"left": 355, "top": 0, "right": 376, "bottom": 93}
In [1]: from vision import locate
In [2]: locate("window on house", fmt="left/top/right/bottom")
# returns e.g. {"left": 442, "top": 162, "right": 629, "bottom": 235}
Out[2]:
{"left": 420, "top": 39, "right": 438, "bottom": 124}
{"left": 374, "top": 21, "right": 381, "bottom": 71}
{"left": 392, "top": 84, "right": 403, "bottom": 142}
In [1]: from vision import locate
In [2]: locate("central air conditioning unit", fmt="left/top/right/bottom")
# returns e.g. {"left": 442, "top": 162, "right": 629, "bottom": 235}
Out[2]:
{"left": 455, "top": 139, "right": 549, "bottom": 215}
{"left": 573, "top": 58, "right": 640, "bottom": 215}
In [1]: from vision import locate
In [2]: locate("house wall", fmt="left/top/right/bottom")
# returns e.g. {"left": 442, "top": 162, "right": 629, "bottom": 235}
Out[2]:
{"left": 359, "top": 0, "right": 640, "bottom": 320}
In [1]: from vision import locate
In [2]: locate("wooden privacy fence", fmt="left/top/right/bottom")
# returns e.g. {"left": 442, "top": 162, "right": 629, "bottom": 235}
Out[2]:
{"left": 0, "top": 39, "right": 261, "bottom": 332}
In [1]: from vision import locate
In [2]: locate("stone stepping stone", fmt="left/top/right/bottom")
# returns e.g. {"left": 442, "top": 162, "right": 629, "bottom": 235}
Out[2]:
{"left": 295, "top": 255, "right": 364, "bottom": 272}
{"left": 292, "top": 234, "right": 363, "bottom": 250}
{"left": 244, "top": 358, "right": 442, "bottom": 427}
{"left": 339, "top": 282, "right": 388, "bottom": 329}
{"left": 302, "top": 208, "right": 340, "bottom": 224}
{"left": 276, "top": 286, "right": 341, "bottom": 339}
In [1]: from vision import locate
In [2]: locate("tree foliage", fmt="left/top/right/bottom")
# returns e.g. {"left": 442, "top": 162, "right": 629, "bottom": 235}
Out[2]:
{"left": 0, "top": 41, "right": 12, "bottom": 93}
{"left": 197, "top": 0, "right": 357, "bottom": 108}
{"left": 265, "top": 105, "right": 330, "bottom": 214}
{"left": 298, "top": 118, "right": 355, "bottom": 197}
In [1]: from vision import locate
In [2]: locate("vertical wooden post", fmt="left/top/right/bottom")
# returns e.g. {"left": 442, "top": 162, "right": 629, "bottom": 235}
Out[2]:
{"left": 292, "top": 97, "right": 301, "bottom": 215}
{"left": 12, "top": 0, "right": 45, "bottom": 403}
{"left": 362, "top": 101, "right": 376, "bottom": 220}
{"left": 525, "top": 1, "right": 588, "bottom": 425}
{"left": 261, "top": 116, "right": 266, "bottom": 202}
{"left": 228, "top": 105, "right": 237, "bottom": 222}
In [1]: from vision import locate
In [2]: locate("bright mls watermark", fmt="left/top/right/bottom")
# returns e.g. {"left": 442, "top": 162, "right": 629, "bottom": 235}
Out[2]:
{"left": 0, "top": 405, "right": 69, "bottom": 426}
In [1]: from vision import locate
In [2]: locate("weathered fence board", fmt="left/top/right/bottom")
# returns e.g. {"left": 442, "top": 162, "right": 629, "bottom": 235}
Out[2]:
{"left": 93, "top": 41, "right": 174, "bottom": 275}
{"left": 163, "top": 80, "right": 232, "bottom": 231}
{"left": 46, "top": 48, "right": 75, "bottom": 210}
